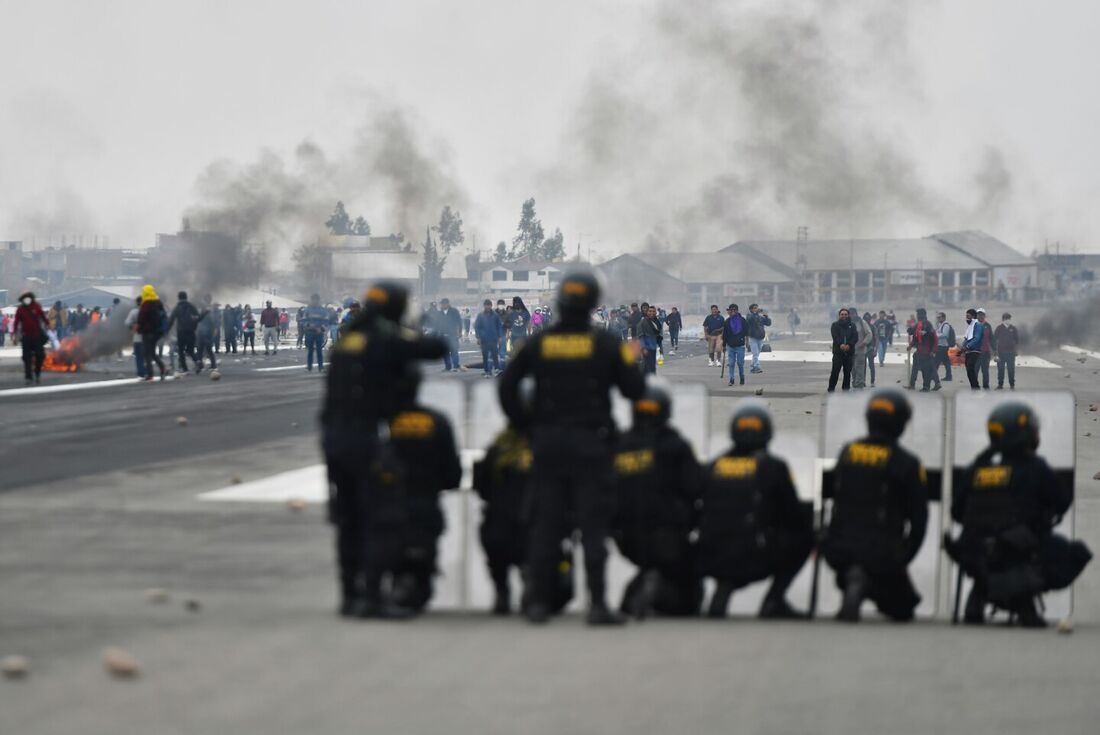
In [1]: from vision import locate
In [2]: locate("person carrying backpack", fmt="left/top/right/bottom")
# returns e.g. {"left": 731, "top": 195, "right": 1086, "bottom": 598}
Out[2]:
{"left": 166, "top": 291, "right": 204, "bottom": 373}
{"left": 136, "top": 284, "right": 168, "bottom": 381}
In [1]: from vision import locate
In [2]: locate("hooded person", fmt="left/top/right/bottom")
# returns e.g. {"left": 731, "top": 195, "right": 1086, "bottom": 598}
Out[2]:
{"left": 508, "top": 296, "right": 531, "bottom": 355}
{"left": 166, "top": 290, "right": 204, "bottom": 373}
{"left": 136, "top": 284, "right": 168, "bottom": 381}
{"left": 823, "top": 390, "right": 929, "bottom": 622}
{"left": 13, "top": 291, "right": 49, "bottom": 385}
{"left": 949, "top": 403, "right": 1092, "bottom": 627}
{"left": 499, "top": 269, "right": 646, "bottom": 625}
{"left": 698, "top": 404, "right": 814, "bottom": 619}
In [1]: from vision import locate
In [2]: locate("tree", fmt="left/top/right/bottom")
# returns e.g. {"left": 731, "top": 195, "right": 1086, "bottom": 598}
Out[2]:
{"left": 325, "top": 201, "right": 352, "bottom": 235}
{"left": 418, "top": 227, "right": 445, "bottom": 296}
{"left": 433, "top": 205, "right": 464, "bottom": 254}
{"left": 351, "top": 216, "right": 371, "bottom": 236}
{"left": 292, "top": 242, "right": 332, "bottom": 291}
{"left": 541, "top": 227, "right": 565, "bottom": 261}
{"left": 494, "top": 241, "right": 509, "bottom": 263}
{"left": 511, "top": 197, "right": 544, "bottom": 260}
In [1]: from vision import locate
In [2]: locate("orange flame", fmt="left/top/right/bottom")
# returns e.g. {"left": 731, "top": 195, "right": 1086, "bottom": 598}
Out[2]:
{"left": 43, "top": 336, "right": 85, "bottom": 372}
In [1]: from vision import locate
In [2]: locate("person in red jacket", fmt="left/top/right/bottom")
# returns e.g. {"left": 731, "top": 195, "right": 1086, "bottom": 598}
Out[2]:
{"left": 14, "top": 291, "right": 49, "bottom": 385}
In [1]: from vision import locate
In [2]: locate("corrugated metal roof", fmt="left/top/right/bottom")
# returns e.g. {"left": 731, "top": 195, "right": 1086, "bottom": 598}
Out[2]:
{"left": 929, "top": 230, "right": 1034, "bottom": 266}
{"left": 726, "top": 238, "right": 988, "bottom": 271}
{"left": 633, "top": 252, "right": 793, "bottom": 284}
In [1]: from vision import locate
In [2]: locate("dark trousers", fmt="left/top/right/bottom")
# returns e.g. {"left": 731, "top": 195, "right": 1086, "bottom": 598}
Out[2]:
{"left": 443, "top": 336, "right": 460, "bottom": 370}
{"left": 296, "top": 325, "right": 305, "bottom": 348}
{"left": 643, "top": 348, "right": 657, "bottom": 374}
{"left": 141, "top": 334, "right": 165, "bottom": 377}
{"left": 480, "top": 341, "right": 500, "bottom": 374}
{"left": 669, "top": 329, "right": 679, "bottom": 348}
{"left": 529, "top": 430, "right": 614, "bottom": 610}
{"left": 21, "top": 335, "right": 45, "bottom": 380}
{"left": 224, "top": 330, "right": 237, "bottom": 353}
{"left": 133, "top": 342, "right": 146, "bottom": 377}
{"left": 965, "top": 351, "right": 982, "bottom": 389}
{"left": 177, "top": 331, "right": 196, "bottom": 371}
{"left": 911, "top": 352, "right": 937, "bottom": 390}
{"left": 306, "top": 330, "right": 326, "bottom": 370}
{"left": 997, "top": 353, "right": 1015, "bottom": 388}
{"left": 866, "top": 351, "right": 876, "bottom": 385}
{"left": 242, "top": 332, "right": 256, "bottom": 352}
{"left": 935, "top": 346, "right": 953, "bottom": 380}
{"left": 196, "top": 336, "right": 216, "bottom": 370}
{"left": 980, "top": 353, "right": 991, "bottom": 388}
{"left": 828, "top": 351, "right": 853, "bottom": 392}
{"left": 703, "top": 525, "right": 813, "bottom": 602}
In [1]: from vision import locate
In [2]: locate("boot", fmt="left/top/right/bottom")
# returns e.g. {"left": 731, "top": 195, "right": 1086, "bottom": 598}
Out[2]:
{"left": 525, "top": 602, "right": 551, "bottom": 624}
{"left": 630, "top": 570, "right": 661, "bottom": 621}
{"left": 963, "top": 584, "right": 987, "bottom": 625}
{"left": 358, "top": 600, "right": 417, "bottom": 620}
{"left": 1013, "top": 597, "right": 1047, "bottom": 629}
{"left": 492, "top": 578, "right": 511, "bottom": 616}
{"left": 586, "top": 601, "right": 626, "bottom": 626}
{"left": 707, "top": 581, "right": 733, "bottom": 619}
{"left": 759, "top": 597, "right": 802, "bottom": 620}
{"left": 837, "top": 566, "right": 867, "bottom": 623}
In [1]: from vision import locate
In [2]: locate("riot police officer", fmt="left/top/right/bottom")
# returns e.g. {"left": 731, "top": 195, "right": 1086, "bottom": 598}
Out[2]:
{"left": 612, "top": 384, "right": 702, "bottom": 619}
{"left": 387, "top": 366, "right": 463, "bottom": 613}
{"left": 698, "top": 404, "right": 814, "bottom": 619}
{"left": 321, "top": 281, "right": 447, "bottom": 619}
{"left": 950, "top": 402, "right": 1092, "bottom": 627}
{"left": 823, "top": 390, "right": 928, "bottom": 622}
{"left": 499, "top": 269, "right": 646, "bottom": 625}
{"left": 473, "top": 425, "right": 576, "bottom": 616}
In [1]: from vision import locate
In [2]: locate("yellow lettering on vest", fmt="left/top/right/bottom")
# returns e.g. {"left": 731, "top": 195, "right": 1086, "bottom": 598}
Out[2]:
{"left": 541, "top": 334, "right": 595, "bottom": 360}
{"left": 336, "top": 332, "right": 368, "bottom": 353}
{"left": 973, "top": 465, "right": 1011, "bottom": 489}
{"left": 390, "top": 411, "right": 436, "bottom": 439}
{"left": 615, "top": 449, "right": 655, "bottom": 475}
{"left": 845, "top": 443, "right": 891, "bottom": 467}
{"left": 713, "top": 456, "right": 758, "bottom": 479}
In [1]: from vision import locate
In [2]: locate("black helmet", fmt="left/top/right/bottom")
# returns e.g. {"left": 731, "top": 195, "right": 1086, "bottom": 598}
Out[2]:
{"left": 362, "top": 281, "right": 408, "bottom": 323}
{"left": 556, "top": 269, "right": 600, "bottom": 322}
{"left": 865, "top": 390, "right": 912, "bottom": 440}
{"left": 730, "top": 404, "right": 773, "bottom": 451}
{"left": 632, "top": 384, "right": 671, "bottom": 427}
{"left": 987, "top": 401, "right": 1039, "bottom": 454}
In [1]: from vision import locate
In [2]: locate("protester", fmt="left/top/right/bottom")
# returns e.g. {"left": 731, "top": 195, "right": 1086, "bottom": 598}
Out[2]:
{"left": 908, "top": 307, "right": 940, "bottom": 392}
{"left": 496, "top": 299, "right": 509, "bottom": 369}
{"left": 240, "top": 305, "right": 257, "bottom": 355}
{"left": 963, "top": 308, "right": 982, "bottom": 390}
{"left": 125, "top": 296, "right": 145, "bottom": 378}
{"left": 260, "top": 301, "right": 280, "bottom": 355}
{"left": 295, "top": 306, "right": 306, "bottom": 349}
{"left": 994, "top": 312, "right": 1019, "bottom": 390}
{"left": 746, "top": 303, "right": 771, "bottom": 374}
{"left": 723, "top": 304, "right": 748, "bottom": 386}
{"left": 934, "top": 312, "right": 955, "bottom": 382}
{"left": 850, "top": 305, "right": 872, "bottom": 389}
{"left": 508, "top": 297, "right": 531, "bottom": 356}
{"left": 194, "top": 299, "right": 217, "bottom": 373}
{"left": 638, "top": 305, "right": 661, "bottom": 374}
{"left": 862, "top": 312, "right": 876, "bottom": 386}
{"left": 977, "top": 308, "right": 993, "bottom": 389}
{"left": 438, "top": 298, "right": 463, "bottom": 372}
{"left": 47, "top": 300, "right": 69, "bottom": 339}
{"left": 14, "top": 291, "right": 49, "bottom": 385}
{"left": 166, "top": 291, "right": 202, "bottom": 374}
{"left": 474, "top": 299, "right": 504, "bottom": 377}
{"left": 703, "top": 305, "right": 725, "bottom": 367}
{"left": 827, "top": 307, "right": 857, "bottom": 392}
{"left": 787, "top": 307, "right": 800, "bottom": 337}
{"left": 626, "top": 302, "right": 643, "bottom": 339}
{"left": 136, "top": 284, "right": 168, "bottom": 381}
{"left": 223, "top": 305, "right": 239, "bottom": 354}
{"left": 665, "top": 306, "right": 682, "bottom": 350}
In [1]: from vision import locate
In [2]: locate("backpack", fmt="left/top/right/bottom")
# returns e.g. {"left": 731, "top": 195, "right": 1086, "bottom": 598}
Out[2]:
{"left": 156, "top": 303, "right": 169, "bottom": 335}
{"left": 946, "top": 324, "right": 956, "bottom": 346}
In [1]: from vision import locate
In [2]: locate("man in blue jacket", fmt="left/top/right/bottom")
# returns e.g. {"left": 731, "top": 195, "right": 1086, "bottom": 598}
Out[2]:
{"left": 746, "top": 303, "right": 772, "bottom": 374}
{"left": 723, "top": 304, "right": 749, "bottom": 386}
{"left": 474, "top": 299, "right": 504, "bottom": 377}
{"left": 301, "top": 293, "right": 333, "bottom": 372}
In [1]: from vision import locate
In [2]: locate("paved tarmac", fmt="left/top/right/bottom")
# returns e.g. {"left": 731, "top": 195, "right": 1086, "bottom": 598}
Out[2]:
{"left": 2, "top": 329, "right": 1099, "bottom": 734}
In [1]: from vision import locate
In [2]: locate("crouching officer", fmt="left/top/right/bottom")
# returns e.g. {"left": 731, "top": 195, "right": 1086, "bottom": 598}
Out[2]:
{"left": 613, "top": 384, "right": 702, "bottom": 619}
{"left": 499, "top": 269, "right": 645, "bottom": 625}
{"left": 698, "top": 405, "right": 813, "bottom": 619}
{"left": 949, "top": 403, "right": 1092, "bottom": 627}
{"left": 321, "top": 281, "right": 448, "bottom": 619}
{"left": 823, "top": 391, "right": 928, "bottom": 622}
{"left": 387, "top": 366, "right": 463, "bottom": 613}
{"left": 473, "top": 425, "right": 576, "bottom": 616}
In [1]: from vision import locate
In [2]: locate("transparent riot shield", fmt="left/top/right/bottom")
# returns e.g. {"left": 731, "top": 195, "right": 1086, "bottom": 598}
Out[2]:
{"left": 417, "top": 379, "right": 470, "bottom": 609}
{"left": 706, "top": 398, "right": 819, "bottom": 615}
{"left": 949, "top": 390, "right": 1076, "bottom": 622}
{"left": 816, "top": 390, "right": 946, "bottom": 619}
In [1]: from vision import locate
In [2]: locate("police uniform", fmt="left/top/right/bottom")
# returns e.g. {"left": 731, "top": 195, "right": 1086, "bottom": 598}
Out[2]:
{"left": 473, "top": 429, "right": 576, "bottom": 615}
{"left": 321, "top": 282, "right": 447, "bottom": 618}
{"left": 612, "top": 389, "right": 702, "bottom": 618}
{"left": 499, "top": 271, "right": 646, "bottom": 624}
{"left": 823, "top": 392, "right": 928, "bottom": 622}
{"left": 951, "top": 403, "right": 1092, "bottom": 626}
{"left": 697, "top": 407, "right": 813, "bottom": 619}
{"left": 387, "top": 395, "right": 462, "bottom": 613}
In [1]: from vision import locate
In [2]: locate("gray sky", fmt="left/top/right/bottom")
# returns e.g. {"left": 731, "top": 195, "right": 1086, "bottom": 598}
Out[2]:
{"left": 1, "top": 0, "right": 1098, "bottom": 261}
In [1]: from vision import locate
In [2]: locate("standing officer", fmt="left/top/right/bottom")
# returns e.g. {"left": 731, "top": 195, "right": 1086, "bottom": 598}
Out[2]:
{"left": 499, "top": 269, "right": 645, "bottom": 625}
{"left": 949, "top": 403, "right": 1092, "bottom": 627}
{"left": 387, "top": 366, "right": 463, "bottom": 613}
{"left": 823, "top": 390, "right": 928, "bottom": 622}
{"left": 612, "top": 384, "right": 701, "bottom": 619}
{"left": 698, "top": 404, "right": 813, "bottom": 619}
{"left": 321, "top": 281, "right": 448, "bottom": 619}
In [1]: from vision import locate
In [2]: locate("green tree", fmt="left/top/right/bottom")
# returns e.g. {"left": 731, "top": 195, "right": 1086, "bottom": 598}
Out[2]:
{"left": 511, "top": 197, "right": 544, "bottom": 259}
{"left": 292, "top": 242, "right": 332, "bottom": 290}
{"left": 493, "top": 240, "right": 509, "bottom": 263}
{"left": 433, "top": 205, "right": 464, "bottom": 254}
{"left": 541, "top": 227, "right": 565, "bottom": 261}
{"left": 325, "top": 201, "right": 352, "bottom": 235}
{"left": 419, "top": 227, "right": 445, "bottom": 296}
{"left": 351, "top": 216, "right": 371, "bottom": 236}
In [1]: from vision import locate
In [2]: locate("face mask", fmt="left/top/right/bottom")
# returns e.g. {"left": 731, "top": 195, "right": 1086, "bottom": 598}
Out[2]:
{"left": 22, "top": 297, "right": 31, "bottom": 305}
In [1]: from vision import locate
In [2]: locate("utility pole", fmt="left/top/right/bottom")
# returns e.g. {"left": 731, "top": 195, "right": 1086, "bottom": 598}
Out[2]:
{"left": 796, "top": 226, "right": 809, "bottom": 305}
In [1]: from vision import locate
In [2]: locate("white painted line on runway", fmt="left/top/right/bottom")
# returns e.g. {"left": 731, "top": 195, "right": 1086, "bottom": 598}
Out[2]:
{"left": 699, "top": 349, "right": 1060, "bottom": 368}
{"left": 254, "top": 364, "right": 309, "bottom": 372}
{"left": 199, "top": 449, "right": 486, "bottom": 503}
{"left": 1061, "top": 344, "right": 1100, "bottom": 360}
{"left": 0, "top": 374, "right": 180, "bottom": 398}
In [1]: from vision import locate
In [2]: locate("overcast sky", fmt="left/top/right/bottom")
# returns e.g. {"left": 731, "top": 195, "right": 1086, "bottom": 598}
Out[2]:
{"left": 1, "top": 0, "right": 1098, "bottom": 261}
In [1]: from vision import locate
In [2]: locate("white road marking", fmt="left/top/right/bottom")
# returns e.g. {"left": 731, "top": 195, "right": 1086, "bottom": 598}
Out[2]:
{"left": 702, "top": 349, "right": 1059, "bottom": 368}
{"left": 0, "top": 374, "right": 179, "bottom": 398}
{"left": 1061, "top": 344, "right": 1100, "bottom": 360}
{"left": 254, "top": 364, "right": 309, "bottom": 372}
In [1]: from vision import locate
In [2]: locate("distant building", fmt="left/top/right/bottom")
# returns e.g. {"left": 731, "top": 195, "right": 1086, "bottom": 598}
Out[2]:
{"left": 465, "top": 255, "right": 567, "bottom": 298}
{"left": 327, "top": 234, "right": 467, "bottom": 298}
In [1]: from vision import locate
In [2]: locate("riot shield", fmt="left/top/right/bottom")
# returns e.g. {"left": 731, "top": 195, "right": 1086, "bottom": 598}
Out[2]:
{"left": 815, "top": 390, "right": 946, "bottom": 619}
{"left": 949, "top": 390, "right": 1076, "bottom": 622}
